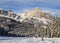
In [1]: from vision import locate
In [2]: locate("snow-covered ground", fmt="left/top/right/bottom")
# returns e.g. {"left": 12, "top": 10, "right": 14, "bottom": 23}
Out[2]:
{"left": 0, "top": 36, "right": 60, "bottom": 43}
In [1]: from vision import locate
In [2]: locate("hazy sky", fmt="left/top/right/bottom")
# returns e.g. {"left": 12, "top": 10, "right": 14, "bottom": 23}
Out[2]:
{"left": 0, "top": 0, "right": 60, "bottom": 16}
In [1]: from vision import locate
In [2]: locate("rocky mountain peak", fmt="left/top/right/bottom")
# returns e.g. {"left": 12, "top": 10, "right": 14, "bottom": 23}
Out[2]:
{"left": 24, "top": 7, "right": 41, "bottom": 19}
{"left": 33, "top": 7, "right": 41, "bottom": 13}
{"left": 24, "top": 7, "right": 54, "bottom": 20}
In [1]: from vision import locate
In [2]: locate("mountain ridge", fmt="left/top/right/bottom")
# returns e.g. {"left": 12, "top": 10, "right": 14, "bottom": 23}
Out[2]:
{"left": 0, "top": 8, "right": 60, "bottom": 37}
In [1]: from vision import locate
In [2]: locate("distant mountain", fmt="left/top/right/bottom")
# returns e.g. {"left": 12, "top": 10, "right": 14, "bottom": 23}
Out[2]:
{"left": 0, "top": 8, "right": 60, "bottom": 37}
{"left": 21, "top": 7, "right": 60, "bottom": 37}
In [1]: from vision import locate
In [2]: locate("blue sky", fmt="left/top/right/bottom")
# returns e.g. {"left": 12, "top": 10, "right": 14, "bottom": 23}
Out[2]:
{"left": 0, "top": 0, "right": 60, "bottom": 16}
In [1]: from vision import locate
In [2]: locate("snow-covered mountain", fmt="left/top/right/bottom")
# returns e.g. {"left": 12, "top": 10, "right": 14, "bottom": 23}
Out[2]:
{"left": 20, "top": 7, "right": 60, "bottom": 37}
{"left": 20, "top": 7, "right": 55, "bottom": 24}
{"left": 0, "top": 7, "right": 60, "bottom": 37}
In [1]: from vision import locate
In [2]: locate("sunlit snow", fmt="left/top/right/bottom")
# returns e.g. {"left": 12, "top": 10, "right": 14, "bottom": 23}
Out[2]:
{"left": 0, "top": 37, "right": 60, "bottom": 43}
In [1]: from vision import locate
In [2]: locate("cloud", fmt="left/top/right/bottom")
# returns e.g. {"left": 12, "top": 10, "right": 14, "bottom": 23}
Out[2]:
{"left": 1, "top": 0, "right": 60, "bottom": 5}
{"left": 0, "top": 0, "right": 60, "bottom": 9}
{"left": 0, "top": 0, "right": 60, "bottom": 16}
{"left": 40, "top": 7, "right": 60, "bottom": 16}
{"left": 39, "top": 0, "right": 60, "bottom": 6}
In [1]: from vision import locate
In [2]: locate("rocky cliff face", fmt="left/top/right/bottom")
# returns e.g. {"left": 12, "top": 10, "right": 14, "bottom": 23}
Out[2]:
{"left": 0, "top": 8, "right": 60, "bottom": 37}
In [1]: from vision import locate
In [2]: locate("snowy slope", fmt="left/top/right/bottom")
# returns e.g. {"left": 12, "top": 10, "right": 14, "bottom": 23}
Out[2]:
{"left": 0, "top": 37, "right": 60, "bottom": 43}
